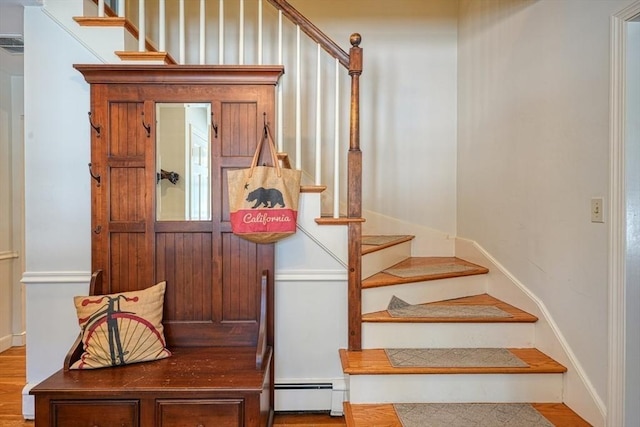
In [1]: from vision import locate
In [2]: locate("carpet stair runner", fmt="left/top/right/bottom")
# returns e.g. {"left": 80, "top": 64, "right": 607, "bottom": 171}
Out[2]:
{"left": 342, "top": 235, "right": 591, "bottom": 426}
{"left": 344, "top": 403, "right": 591, "bottom": 427}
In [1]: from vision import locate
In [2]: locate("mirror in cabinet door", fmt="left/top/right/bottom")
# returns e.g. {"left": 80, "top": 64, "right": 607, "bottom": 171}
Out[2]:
{"left": 156, "top": 102, "right": 212, "bottom": 221}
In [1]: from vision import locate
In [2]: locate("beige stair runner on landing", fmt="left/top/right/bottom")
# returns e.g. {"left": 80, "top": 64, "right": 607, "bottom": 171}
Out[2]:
{"left": 394, "top": 403, "right": 554, "bottom": 427}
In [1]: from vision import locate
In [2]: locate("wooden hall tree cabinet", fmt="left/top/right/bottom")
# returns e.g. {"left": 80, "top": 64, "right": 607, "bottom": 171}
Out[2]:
{"left": 30, "top": 65, "right": 284, "bottom": 427}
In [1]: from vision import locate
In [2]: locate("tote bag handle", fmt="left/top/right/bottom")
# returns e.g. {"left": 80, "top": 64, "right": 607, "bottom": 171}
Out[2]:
{"left": 248, "top": 122, "right": 281, "bottom": 178}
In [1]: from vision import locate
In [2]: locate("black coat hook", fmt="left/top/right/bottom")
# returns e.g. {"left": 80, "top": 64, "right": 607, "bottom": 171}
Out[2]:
{"left": 88, "top": 112, "right": 101, "bottom": 137}
{"left": 141, "top": 112, "right": 151, "bottom": 138}
{"left": 211, "top": 111, "right": 218, "bottom": 139}
{"left": 157, "top": 169, "right": 180, "bottom": 185}
{"left": 88, "top": 163, "right": 101, "bottom": 187}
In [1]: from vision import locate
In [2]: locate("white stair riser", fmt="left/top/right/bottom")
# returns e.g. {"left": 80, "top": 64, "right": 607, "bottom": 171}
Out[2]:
{"left": 347, "top": 373, "right": 563, "bottom": 404}
{"left": 362, "top": 322, "right": 535, "bottom": 349}
{"left": 362, "top": 275, "right": 487, "bottom": 314}
{"left": 362, "top": 241, "right": 412, "bottom": 279}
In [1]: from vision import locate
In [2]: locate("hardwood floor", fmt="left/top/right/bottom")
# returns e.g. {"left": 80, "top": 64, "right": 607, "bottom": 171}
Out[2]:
{"left": 0, "top": 346, "right": 345, "bottom": 427}
{"left": 0, "top": 347, "right": 31, "bottom": 427}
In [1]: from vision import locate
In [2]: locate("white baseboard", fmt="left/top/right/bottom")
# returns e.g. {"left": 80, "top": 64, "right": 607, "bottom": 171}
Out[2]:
{"left": 0, "top": 335, "right": 12, "bottom": 353}
{"left": 22, "top": 383, "right": 35, "bottom": 420}
{"left": 12, "top": 332, "right": 26, "bottom": 347}
{"left": 455, "top": 237, "right": 605, "bottom": 426}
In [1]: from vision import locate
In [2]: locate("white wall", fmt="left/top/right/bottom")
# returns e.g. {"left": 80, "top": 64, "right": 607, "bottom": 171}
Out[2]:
{"left": 0, "top": 66, "right": 16, "bottom": 351}
{"left": 0, "top": 13, "right": 25, "bottom": 351}
{"left": 22, "top": 5, "right": 98, "bottom": 417}
{"left": 288, "top": 0, "right": 459, "bottom": 236}
{"left": 457, "top": 0, "right": 635, "bottom": 419}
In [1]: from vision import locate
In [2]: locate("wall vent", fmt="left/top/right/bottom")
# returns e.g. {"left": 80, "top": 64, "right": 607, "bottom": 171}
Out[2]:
{"left": 0, "top": 35, "right": 24, "bottom": 54}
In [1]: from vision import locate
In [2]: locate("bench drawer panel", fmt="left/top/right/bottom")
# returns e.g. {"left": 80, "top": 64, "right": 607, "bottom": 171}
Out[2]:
{"left": 157, "top": 399, "right": 243, "bottom": 427}
{"left": 51, "top": 400, "right": 139, "bottom": 427}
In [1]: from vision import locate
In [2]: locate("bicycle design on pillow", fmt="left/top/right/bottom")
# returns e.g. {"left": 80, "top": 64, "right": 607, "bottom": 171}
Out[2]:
{"left": 78, "top": 293, "right": 164, "bottom": 366}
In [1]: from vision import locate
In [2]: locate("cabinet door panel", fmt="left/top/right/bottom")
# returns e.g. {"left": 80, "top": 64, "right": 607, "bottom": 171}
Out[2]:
{"left": 109, "top": 102, "right": 146, "bottom": 157}
{"left": 221, "top": 101, "right": 259, "bottom": 157}
{"left": 110, "top": 233, "right": 150, "bottom": 293}
{"left": 51, "top": 400, "right": 139, "bottom": 427}
{"left": 156, "top": 232, "right": 213, "bottom": 321}
{"left": 109, "top": 168, "right": 146, "bottom": 222}
{"left": 157, "top": 399, "right": 243, "bottom": 427}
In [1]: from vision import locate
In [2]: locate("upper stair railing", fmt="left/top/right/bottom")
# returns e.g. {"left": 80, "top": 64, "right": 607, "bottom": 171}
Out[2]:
{"left": 82, "top": 0, "right": 364, "bottom": 350}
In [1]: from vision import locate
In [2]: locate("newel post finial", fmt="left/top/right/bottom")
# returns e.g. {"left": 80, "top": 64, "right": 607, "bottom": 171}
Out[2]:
{"left": 348, "top": 33, "right": 363, "bottom": 77}
{"left": 350, "top": 33, "right": 361, "bottom": 47}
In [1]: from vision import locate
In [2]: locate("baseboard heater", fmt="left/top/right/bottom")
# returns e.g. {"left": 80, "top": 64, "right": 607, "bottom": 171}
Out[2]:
{"left": 275, "top": 383, "right": 333, "bottom": 390}
{"left": 274, "top": 382, "right": 344, "bottom": 415}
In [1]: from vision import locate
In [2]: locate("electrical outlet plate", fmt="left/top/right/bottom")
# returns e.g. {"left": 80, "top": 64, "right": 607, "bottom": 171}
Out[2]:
{"left": 591, "top": 198, "right": 604, "bottom": 223}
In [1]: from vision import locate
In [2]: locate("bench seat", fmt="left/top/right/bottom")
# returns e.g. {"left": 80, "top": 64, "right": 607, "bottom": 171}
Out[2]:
{"left": 31, "top": 346, "right": 273, "bottom": 427}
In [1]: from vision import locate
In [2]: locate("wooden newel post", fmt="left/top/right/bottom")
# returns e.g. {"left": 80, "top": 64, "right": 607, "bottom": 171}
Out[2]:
{"left": 348, "top": 33, "right": 363, "bottom": 351}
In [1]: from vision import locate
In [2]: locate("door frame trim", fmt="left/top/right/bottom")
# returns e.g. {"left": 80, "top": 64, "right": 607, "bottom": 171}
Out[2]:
{"left": 608, "top": 2, "right": 640, "bottom": 425}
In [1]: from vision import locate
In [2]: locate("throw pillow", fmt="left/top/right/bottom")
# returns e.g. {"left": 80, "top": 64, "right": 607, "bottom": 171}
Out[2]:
{"left": 70, "top": 281, "right": 172, "bottom": 369}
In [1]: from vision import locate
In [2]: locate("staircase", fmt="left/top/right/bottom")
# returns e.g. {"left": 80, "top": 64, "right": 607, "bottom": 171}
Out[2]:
{"left": 342, "top": 235, "right": 591, "bottom": 426}
{"left": 34, "top": 1, "right": 600, "bottom": 424}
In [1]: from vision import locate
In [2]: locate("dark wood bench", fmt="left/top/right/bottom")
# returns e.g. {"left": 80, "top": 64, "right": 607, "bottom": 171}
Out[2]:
{"left": 31, "top": 269, "right": 274, "bottom": 427}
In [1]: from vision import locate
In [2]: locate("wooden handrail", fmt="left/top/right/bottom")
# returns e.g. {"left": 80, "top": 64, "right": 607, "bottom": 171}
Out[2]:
{"left": 266, "top": 0, "right": 350, "bottom": 68}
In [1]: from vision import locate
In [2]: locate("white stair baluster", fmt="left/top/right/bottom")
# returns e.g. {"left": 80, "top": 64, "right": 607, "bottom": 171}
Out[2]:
{"left": 98, "top": 0, "right": 105, "bottom": 17}
{"left": 239, "top": 0, "right": 244, "bottom": 65}
{"left": 118, "top": 0, "right": 124, "bottom": 17}
{"left": 295, "top": 25, "right": 301, "bottom": 169}
{"left": 258, "top": 0, "right": 263, "bottom": 65}
{"left": 158, "top": 0, "right": 165, "bottom": 52}
{"left": 333, "top": 58, "right": 340, "bottom": 218}
{"left": 138, "top": 0, "right": 145, "bottom": 52}
{"left": 277, "top": 10, "right": 283, "bottom": 151}
{"left": 218, "top": 0, "right": 224, "bottom": 64}
{"left": 315, "top": 43, "right": 322, "bottom": 185}
{"left": 199, "top": 0, "right": 205, "bottom": 64}
{"left": 179, "top": 0, "right": 185, "bottom": 64}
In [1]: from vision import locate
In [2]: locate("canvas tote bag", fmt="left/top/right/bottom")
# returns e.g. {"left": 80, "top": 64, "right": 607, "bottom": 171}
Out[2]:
{"left": 227, "top": 124, "right": 301, "bottom": 243}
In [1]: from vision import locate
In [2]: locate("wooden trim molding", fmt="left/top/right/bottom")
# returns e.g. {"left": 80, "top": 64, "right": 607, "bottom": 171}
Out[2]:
{"left": 73, "top": 64, "right": 284, "bottom": 85}
{"left": 608, "top": 3, "right": 640, "bottom": 426}
{"left": 0, "top": 251, "right": 19, "bottom": 261}
{"left": 21, "top": 271, "right": 92, "bottom": 284}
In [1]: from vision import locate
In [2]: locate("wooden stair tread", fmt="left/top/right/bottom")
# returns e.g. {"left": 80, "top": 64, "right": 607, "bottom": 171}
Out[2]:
{"left": 362, "top": 257, "right": 489, "bottom": 289}
{"left": 361, "top": 234, "right": 414, "bottom": 255}
{"left": 339, "top": 348, "right": 567, "bottom": 375}
{"left": 300, "top": 185, "right": 326, "bottom": 193}
{"left": 315, "top": 216, "right": 366, "bottom": 225}
{"left": 344, "top": 402, "right": 591, "bottom": 427}
{"left": 362, "top": 293, "right": 538, "bottom": 323}
{"left": 115, "top": 51, "right": 176, "bottom": 64}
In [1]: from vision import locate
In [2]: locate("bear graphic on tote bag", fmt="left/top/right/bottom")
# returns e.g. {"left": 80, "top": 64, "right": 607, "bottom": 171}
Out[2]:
{"left": 227, "top": 122, "right": 301, "bottom": 243}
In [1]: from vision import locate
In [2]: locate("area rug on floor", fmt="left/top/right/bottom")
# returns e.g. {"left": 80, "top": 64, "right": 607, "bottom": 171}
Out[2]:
{"left": 384, "top": 348, "right": 528, "bottom": 368}
{"left": 362, "top": 235, "right": 407, "bottom": 246}
{"left": 383, "top": 263, "right": 477, "bottom": 278}
{"left": 387, "top": 296, "right": 512, "bottom": 318}
{"left": 394, "top": 403, "right": 554, "bottom": 427}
